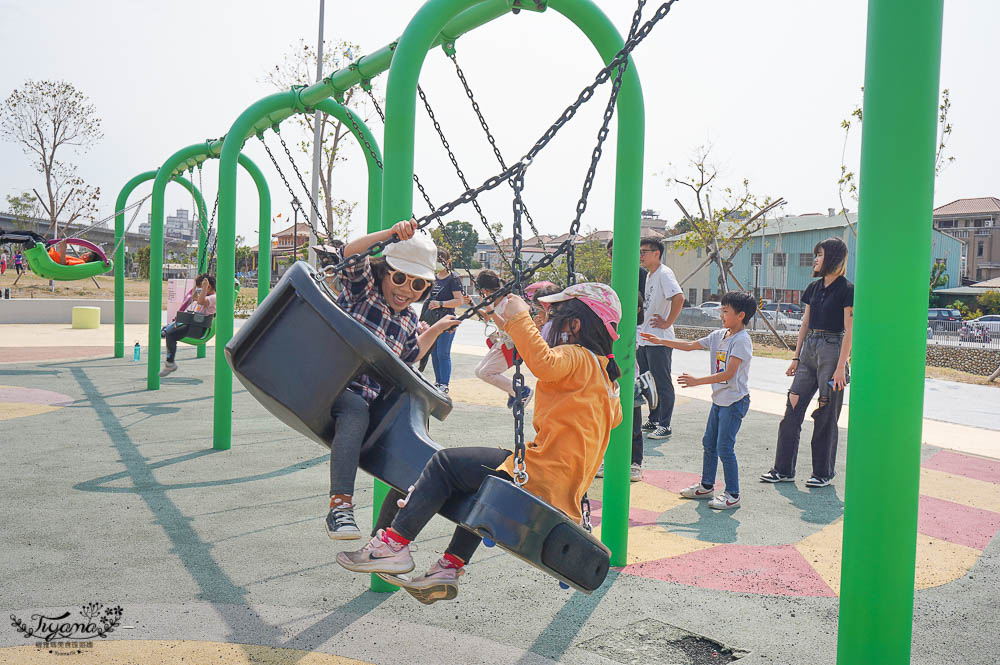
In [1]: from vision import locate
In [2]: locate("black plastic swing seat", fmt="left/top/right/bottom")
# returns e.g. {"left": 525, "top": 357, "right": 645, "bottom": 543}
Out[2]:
{"left": 225, "top": 261, "right": 611, "bottom": 593}
{"left": 175, "top": 311, "right": 214, "bottom": 341}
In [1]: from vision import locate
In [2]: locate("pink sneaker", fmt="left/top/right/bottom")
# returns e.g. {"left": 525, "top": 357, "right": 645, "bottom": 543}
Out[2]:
{"left": 378, "top": 559, "right": 464, "bottom": 605}
{"left": 336, "top": 529, "right": 414, "bottom": 575}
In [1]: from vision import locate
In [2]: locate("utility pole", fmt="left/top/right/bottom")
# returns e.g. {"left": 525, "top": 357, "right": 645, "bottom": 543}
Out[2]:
{"left": 307, "top": 0, "right": 325, "bottom": 268}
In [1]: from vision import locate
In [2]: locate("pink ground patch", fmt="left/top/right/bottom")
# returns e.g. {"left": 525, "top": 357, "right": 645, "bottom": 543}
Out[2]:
{"left": 0, "top": 386, "right": 73, "bottom": 406}
{"left": 0, "top": 346, "right": 108, "bottom": 363}
{"left": 640, "top": 469, "right": 706, "bottom": 493}
{"left": 591, "top": 507, "right": 662, "bottom": 529}
{"left": 621, "top": 544, "right": 836, "bottom": 597}
{"left": 917, "top": 494, "right": 1000, "bottom": 550}
{"left": 923, "top": 450, "right": 1000, "bottom": 485}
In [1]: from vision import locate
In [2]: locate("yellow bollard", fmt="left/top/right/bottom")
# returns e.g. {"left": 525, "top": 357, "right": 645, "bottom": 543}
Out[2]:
{"left": 71, "top": 306, "right": 101, "bottom": 329}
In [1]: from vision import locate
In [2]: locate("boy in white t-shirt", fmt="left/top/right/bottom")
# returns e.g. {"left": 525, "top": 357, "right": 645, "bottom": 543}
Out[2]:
{"left": 640, "top": 292, "right": 757, "bottom": 509}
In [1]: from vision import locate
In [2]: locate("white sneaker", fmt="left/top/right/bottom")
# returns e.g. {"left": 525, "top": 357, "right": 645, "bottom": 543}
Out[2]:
{"left": 805, "top": 476, "right": 831, "bottom": 488}
{"left": 158, "top": 361, "right": 177, "bottom": 378}
{"left": 648, "top": 425, "right": 672, "bottom": 440}
{"left": 680, "top": 483, "right": 714, "bottom": 499}
{"left": 708, "top": 491, "right": 741, "bottom": 510}
{"left": 630, "top": 463, "right": 643, "bottom": 483}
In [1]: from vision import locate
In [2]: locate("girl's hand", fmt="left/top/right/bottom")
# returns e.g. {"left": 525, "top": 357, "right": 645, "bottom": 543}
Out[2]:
{"left": 639, "top": 332, "right": 664, "bottom": 345}
{"left": 417, "top": 321, "right": 430, "bottom": 334}
{"left": 831, "top": 366, "right": 847, "bottom": 391}
{"left": 786, "top": 359, "right": 799, "bottom": 377}
{"left": 677, "top": 373, "right": 699, "bottom": 388}
{"left": 500, "top": 295, "right": 529, "bottom": 319}
{"left": 392, "top": 217, "right": 418, "bottom": 240}
{"left": 433, "top": 315, "right": 461, "bottom": 332}
{"left": 429, "top": 300, "right": 441, "bottom": 310}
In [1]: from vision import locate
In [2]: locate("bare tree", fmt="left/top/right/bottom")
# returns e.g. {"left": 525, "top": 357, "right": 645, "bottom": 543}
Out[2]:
{"left": 1, "top": 80, "right": 102, "bottom": 237}
{"left": 264, "top": 40, "right": 375, "bottom": 239}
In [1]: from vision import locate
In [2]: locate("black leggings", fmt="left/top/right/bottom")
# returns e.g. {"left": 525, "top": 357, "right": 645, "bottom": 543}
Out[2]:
{"left": 375, "top": 447, "right": 512, "bottom": 564}
{"left": 164, "top": 324, "right": 190, "bottom": 363}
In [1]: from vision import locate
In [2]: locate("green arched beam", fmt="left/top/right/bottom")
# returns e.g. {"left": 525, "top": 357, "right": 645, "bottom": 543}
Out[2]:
{"left": 382, "top": 0, "right": 643, "bottom": 566}
{"left": 213, "top": 98, "right": 383, "bottom": 450}
{"left": 114, "top": 171, "right": 207, "bottom": 358}
{"left": 146, "top": 145, "right": 271, "bottom": 389}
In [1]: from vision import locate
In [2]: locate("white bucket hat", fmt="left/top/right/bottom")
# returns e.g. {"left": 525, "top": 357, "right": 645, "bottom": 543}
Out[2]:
{"left": 382, "top": 227, "right": 437, "bottom": 280}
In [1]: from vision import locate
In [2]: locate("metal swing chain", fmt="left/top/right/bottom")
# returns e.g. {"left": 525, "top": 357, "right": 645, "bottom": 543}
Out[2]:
{"left": 448, "top": 52, "right": 544, "bottom": 247}
{"left": 203, "top": 190, "right": 221, "bottom": 272}
{"left": 509, "top": 161, "right": 529, "bottom": 487}
{"left": 320, "top": 0, "right": 676, "bottom": 286}
{"left": 275, "top": 130, "right": 331, "bottom": 238}
{"left": 417, "top": 84, "right": 514, "bottom": 274}
{"left": 258, "top": 134, "right": 329, "bottom": 245}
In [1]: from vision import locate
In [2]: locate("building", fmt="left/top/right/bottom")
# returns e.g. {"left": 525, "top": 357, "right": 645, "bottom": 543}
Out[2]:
{"left": 138, "top": 208, "right": 198, "bottom": 242}
{"left": 933, "top": 197, "right": 1000, "bottom": 282}
{"left": 669, "top": 209, "right": 964, "bottom": 305}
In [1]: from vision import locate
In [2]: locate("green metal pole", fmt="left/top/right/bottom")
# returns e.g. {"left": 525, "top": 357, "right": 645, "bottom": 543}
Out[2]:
{"left": 235, "top": 153, "right": 272, "bottom": 304}
{"left": 837, "top": 2, "right": 943, "bottom": 662}
{"left": 115, "top": 170, "right": 157, "bottom": 358}
{"left": 383, "top": 0, "right": 643, "bottom": 568}
{"left": 213, "top": 95, "right": 383, "bottom": 451}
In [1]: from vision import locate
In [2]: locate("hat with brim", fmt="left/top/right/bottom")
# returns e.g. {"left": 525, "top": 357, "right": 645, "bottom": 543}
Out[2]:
{"left": 538, "top": 282, "right": 622, "bottom": 341}
{"left": 382, "top": 228, "right": 436, "bottom": 280}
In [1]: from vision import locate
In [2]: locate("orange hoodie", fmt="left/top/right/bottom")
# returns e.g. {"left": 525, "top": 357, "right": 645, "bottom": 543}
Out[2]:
{"left": 499, "top": 311, "right": 623, "bottom": 523}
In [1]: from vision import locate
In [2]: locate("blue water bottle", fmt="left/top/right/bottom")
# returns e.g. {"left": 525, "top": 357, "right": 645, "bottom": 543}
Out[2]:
{"left": 133, "top": 342, "right": 141, "bottom": 362}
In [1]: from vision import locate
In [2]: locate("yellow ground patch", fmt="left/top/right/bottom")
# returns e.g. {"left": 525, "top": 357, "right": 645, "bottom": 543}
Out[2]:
{"left": 621, "top": 525, "right": 718, "bottom": 565}
{"left": 0, "top": 403, "right": 62, "bottom": 421}
{"left": 447, "top": 376, "right": 538, "bottom": 409}
{"left": 627, "top": 481, "right": 686, "bottom": 514}
{"left": 0, "top": 640, "right": 373, "bottom": 665}
{"left": 919, "top": 468, "right": 1000, "bottom": 513}
{"left": 794, "top": 519, "right": 844, "bottom": 594}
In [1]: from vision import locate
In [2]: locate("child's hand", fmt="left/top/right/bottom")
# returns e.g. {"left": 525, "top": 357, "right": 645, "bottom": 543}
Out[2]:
{"left": 462, "top": 294, "right": 472, "bottom": 305}
{"left": 677, "top": 373, "right": 699, "bottom": 388}
{"left": 639, "top": 332, "right": 664, "bottom": 345}
{"left": 391, "top": 217, "right": 418, "bottom": 240}
{"left": 500, "top": 295, "right": 529, "bottom": 319}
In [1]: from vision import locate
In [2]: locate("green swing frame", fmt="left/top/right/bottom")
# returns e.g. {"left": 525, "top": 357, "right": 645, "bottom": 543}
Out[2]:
{"left": 22, "top": 243, "right": 113, "bottom": 281}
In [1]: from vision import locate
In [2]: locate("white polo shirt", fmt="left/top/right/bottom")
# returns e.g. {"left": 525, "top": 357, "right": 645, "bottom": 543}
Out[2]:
{"left": 636, "top": 264, "right": 682, "bottom": 344}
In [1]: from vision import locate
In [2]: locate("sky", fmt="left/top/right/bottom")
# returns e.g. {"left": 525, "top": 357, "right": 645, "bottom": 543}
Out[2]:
{"left": 2, "top": 1, "right": 998, "bottom": 247}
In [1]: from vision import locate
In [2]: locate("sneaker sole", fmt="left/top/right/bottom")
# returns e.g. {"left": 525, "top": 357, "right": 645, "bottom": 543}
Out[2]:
{"left": 648, "top": 432, "right": 672, "bottom": 440}
{"left": 805, "top": 481, "right": 831, "bottom": 488}
{"left": 335, "top": 553, "right": 414, "bottom": 575}
{"left": 630, "top": 475, "right": 642, "bottom": 483}
{"left": 325, "top": 526, "right": 361, "bottom": 541}
{"left": 760, "top": 475, "right": 795, "bottom": 483}
{"left": 680, "top": 492, "right": 714, "bottom": 499}
{"left": 709, "top": 502, "right": 741, "bottom": 510}
{"left": 378, "top": 573, "right": 458, "bottom": 605}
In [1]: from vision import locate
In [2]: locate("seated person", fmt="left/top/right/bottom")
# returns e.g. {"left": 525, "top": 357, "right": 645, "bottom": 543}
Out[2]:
{"left": 336, "top": 283, "right": 624, "bottom": 605}
{"left": 48, "top": 239, "right": 102, "bottom": 265}
{"left": 159, "top": 273, "right": 216, "bottom": 377}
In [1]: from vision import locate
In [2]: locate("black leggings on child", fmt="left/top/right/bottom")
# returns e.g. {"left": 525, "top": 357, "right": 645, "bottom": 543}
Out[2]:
{"left": 373, "top": 447, "right": 513, "bottom": 563}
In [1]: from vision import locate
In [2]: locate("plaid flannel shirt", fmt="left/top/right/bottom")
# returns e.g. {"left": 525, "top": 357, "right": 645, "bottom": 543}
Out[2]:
{"left": 336, "top": 257, "right": 420, "bottom": 403}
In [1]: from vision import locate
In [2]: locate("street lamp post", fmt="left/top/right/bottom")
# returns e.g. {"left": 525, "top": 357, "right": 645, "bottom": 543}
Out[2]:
{"left": 292, "top": 197, "right": 300, "bottom": 265}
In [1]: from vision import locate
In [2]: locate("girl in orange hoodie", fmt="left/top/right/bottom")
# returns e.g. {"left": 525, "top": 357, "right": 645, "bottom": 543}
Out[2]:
{"left": 337, "top": 282, "right": 624, "bottom": 604}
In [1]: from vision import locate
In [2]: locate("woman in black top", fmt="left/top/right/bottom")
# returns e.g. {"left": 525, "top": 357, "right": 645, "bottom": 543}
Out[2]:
{"left": 420, "top": 249, "right": 465, "bottom": 393}
{"left": 762, "top": 237, "right": 854, "bottom": 487}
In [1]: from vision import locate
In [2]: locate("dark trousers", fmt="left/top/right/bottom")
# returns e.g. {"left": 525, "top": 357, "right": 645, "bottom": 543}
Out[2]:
{"left": 631, "top": 405, "right": 644, "bottom": 465}
{"left": 638, "top": 345, "right": 675, "bottom": 427}
{"left": 773, "top": 333, "right": 847, "bottom": 481}
{"left": 382, "top": 447, "right": 513, "bottom": 563}
{"left": 329, "top": 390, "right": 371, "bottom": 496}
{"left": 164, "top": 324, "right": 190, "bottom": 363}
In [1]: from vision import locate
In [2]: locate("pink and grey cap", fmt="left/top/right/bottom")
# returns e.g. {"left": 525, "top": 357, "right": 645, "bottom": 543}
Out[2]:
{"left": 538, "top": 282, "right": 622, "bottom": 341}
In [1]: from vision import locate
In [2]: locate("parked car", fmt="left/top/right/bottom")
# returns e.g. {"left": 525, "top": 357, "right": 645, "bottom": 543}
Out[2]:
{"left": 762, "top": 302, "right": 803, "bottom": 315}
{"left": 700, "top": 301, "right": 722, "bottom": 311}
{"left": 758, "top": 309, "right": 802, "bottom": 332}
{"left": 928, "top": 308, "right": 963, "bottom": 332}
{"left": 967, "top": 314, "right": 1000, "bottom": 334}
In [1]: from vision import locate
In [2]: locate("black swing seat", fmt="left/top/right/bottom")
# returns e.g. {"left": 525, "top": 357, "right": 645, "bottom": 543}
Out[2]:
{"left": 175, "top": 311, "right": 214, "bottom": 339}
{"left": 225, "top": 261, "right": 610, "bottom": 593}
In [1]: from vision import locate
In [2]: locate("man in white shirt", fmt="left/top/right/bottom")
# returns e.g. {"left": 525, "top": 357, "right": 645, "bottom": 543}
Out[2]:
{"left": 636, "top": 237, "right": 684, "bottom": 440}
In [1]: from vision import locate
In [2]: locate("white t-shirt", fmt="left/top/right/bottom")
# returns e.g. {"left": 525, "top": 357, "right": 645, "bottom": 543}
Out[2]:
{"left": 636, "top": 265, "right": 682, "bottom": 344}
{"left": 697, "top": 328, "right": 753, "bottom": 406}
{"left": 187, "top": 293, "right": 217, "bottom": 316}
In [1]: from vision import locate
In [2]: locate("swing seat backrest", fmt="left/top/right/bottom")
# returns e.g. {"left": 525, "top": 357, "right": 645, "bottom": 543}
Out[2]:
{"left": 23, "top": 241, "right": 112, "bottom": 282}
{"left": 176, "top": 284, "right": 237, "bottom": 346}
{"left": 226, "top": 261, "right": 610, "bottom": 593}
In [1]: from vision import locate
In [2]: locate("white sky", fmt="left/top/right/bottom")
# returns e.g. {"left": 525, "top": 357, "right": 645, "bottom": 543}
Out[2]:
{"left": 2, "top": 1, "right": 997, "bottom": 246}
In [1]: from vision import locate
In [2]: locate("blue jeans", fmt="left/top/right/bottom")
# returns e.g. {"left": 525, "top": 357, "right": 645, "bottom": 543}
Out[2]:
{"left": 701, "top": 395, "right": 750, "bottom": 496}
{"left": 431, "top": 330, "right": 455, "bottom": 386}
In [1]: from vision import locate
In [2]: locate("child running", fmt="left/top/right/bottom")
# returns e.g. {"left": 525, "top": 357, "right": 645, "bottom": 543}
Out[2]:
{"left": 336, "top": 283, "right": 624, "bottom": 604}
{"left": 323, "top": 219, "right": 461, "bottom": 539}
{"left": 640, "top": 292, "right": 756, "bottom": 509}
{"left": 473, "top": 270, "right": 531, "bottom": 408}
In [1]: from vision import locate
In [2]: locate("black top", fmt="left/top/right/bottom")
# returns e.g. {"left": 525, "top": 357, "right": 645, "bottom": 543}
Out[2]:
{"left": 637, "top": 267, "right": 648, "bottom": 325}
{"left": 802, "top": 276, "right": 854, "bottom": 332}
{"left": 427, "top": 272, "right": 463, "bottom": 316}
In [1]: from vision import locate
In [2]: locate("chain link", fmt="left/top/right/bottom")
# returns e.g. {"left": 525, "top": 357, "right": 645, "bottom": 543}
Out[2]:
{"left": 275, "top": 130, "right": 331, "bottom": 238}
{"left": 417, "top": 83, "right": 513, "bottom": 274}
{"left": 509, "top": 161, "right": 528, "bottom": 485}
{"left": 258, "top": 134, "right": 329, "bottom": 245}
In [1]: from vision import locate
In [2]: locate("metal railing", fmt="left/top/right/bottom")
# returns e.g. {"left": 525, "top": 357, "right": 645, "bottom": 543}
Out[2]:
{"left": 927, "top": 320, "right": 999, "bottom": 350}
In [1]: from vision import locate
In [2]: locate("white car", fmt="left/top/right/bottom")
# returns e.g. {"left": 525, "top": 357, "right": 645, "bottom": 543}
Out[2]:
{"left": 968, "top": 314, "right": 1000, "bottom": 333}
{"left": 758, "top": 309, "right": 802, "bottom": 332}
{"left": 699, "top": 301, "right": 722, "bottom": 311}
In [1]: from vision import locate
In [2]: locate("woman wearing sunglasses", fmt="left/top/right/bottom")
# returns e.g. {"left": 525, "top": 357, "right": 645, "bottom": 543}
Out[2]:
{"left": 324, "top": 218, "right": 462, "bottom": 540}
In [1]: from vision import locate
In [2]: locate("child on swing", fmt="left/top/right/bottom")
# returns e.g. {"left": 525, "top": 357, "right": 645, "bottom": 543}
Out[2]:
{"left": 473, "top": 270, "right": 532, "bottom": 408}
{"left": 337, "top": 282, "right": 624, "bottom": 604}
{"left": 324, "top": 219, "right": 461, "bottom": 539}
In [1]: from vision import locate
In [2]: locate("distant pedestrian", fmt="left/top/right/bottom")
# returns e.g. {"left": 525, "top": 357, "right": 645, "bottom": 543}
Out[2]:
{"left": 14, "top": 251, "right": 24, "bottom": 276}
{"left": 0, "top": 250, "right": 8, "bottom": 275}
{"left": 761, "top": 237, "right": 853, "bottom": 488}
{"left": 420, "top": 249, "right": 465, "bottom": 394}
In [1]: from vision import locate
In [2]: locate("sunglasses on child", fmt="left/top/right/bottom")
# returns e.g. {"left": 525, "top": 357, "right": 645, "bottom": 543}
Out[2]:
{"left": 387, "top": 268, "right": 430, "bottom": 292}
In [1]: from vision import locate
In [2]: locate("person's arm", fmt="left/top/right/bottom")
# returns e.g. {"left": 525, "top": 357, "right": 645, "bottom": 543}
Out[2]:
{"left": 53, "top": 240, "right": 68, "bottom": 265}
{"left": 638, "top": 332, "right": 701, "bottom": 351}
{"left": 653, "top": 292, "right": 684, "bottom": 329}
{"left": 832, "top": 307, "right": 853, "bottom": 390}
{"left": 429, "top": 289, "right": 465, "bottom": 310}
{"left": 343, "top": 218, "right": 415, "bottom": 258}
{"left": 415, "top": 316, "right": 462, "bottom": 359}
{"left": 678, "top": 356, "right": 743, "bottom": 388}
{"left": 500, "top": 298, "right": 578, "bottom": 382}
{"left": 786, "top": 305, "right": 811, "bottom": 377}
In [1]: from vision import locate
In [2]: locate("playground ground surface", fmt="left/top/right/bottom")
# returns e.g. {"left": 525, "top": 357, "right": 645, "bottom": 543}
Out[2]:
{"left": 1, "top": 322, "right": 998, "bottom": 665}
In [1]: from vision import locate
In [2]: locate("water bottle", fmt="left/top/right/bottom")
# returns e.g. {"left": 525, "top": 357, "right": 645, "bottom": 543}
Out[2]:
{"left": 133, "top": 342, "right": 141, "bottom": 362}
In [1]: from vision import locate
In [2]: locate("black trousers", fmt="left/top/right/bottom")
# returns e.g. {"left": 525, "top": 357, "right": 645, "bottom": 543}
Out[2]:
{"left": 374, "top": 447, "right": 513, "bottom": 563}
{"left": 164, "top": 324, "right": 190, "bottom": 363}
{"left": 637, "top": 345, "right": 675, "bottom": 427}
{"left": 631, "top": 405, "right": 644, "bottom": 465}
